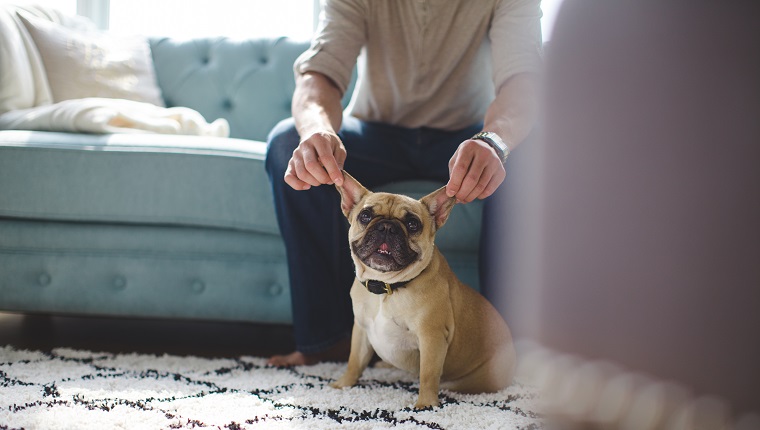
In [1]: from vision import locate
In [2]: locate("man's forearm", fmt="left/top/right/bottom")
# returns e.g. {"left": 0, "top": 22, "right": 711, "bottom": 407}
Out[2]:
{"left": 293, "top": 72, "right": 345, "bottom": 138}
{"left": 483, "top": 73, "right": 540, "bottom": 152}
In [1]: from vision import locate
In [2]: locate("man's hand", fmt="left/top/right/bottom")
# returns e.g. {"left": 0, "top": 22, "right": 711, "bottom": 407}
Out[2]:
{"left": 285, "top": 131, "right": 347, "bottom": 190}
{"left": 445, "top": 73, "right": 539, "bottom": 203}
{"left": 446, "top": 138, "right": 506, "bottom": 203}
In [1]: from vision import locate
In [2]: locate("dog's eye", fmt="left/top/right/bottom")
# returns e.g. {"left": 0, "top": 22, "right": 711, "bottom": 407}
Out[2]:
{"left": 358, "top": 209, "right": 372, "bottom": 225}
{"left": 406, "top": 217, "right": 421, "bottom": 233}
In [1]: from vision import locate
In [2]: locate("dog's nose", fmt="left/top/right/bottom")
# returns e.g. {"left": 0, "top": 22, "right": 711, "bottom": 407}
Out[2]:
{"left": 375, "top": 220, "right": 398, "bottom": 234}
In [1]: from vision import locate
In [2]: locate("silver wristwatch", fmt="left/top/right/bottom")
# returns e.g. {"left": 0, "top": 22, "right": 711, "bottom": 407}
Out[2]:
{"left": 472, "top": 131, "right": 510, "bottom": 164}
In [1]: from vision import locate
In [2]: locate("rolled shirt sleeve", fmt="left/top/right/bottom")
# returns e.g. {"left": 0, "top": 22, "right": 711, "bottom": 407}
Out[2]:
{"left": 490, "top": 0, "right": 544, "bottom": 91}
{"left": 294, "top": 0, "right": 367, "bottom": 95}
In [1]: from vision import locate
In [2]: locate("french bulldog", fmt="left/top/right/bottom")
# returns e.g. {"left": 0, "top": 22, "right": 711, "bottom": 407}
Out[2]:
{"left": 330, "top": 171, "right": 516, "bottom": 409}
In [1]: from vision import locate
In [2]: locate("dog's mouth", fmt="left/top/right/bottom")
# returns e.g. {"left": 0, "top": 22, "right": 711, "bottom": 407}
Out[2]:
{"left": 367, "top": 240, "right": 405, "bottom": 268}
{"left": 352, "top": 230, "right": 418, "bottom": 273}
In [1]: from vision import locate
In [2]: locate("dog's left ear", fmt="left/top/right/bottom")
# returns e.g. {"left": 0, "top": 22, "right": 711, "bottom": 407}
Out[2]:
{"left": 335, "top": 170, "right": 370, "bottom": 219}
{"left": 420, "top": 187, "right": 457, "bottom": 230}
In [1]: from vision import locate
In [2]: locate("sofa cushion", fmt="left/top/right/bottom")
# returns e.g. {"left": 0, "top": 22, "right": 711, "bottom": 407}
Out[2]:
{"left": 0, "top": 130, "right": 278, "bottom": 235}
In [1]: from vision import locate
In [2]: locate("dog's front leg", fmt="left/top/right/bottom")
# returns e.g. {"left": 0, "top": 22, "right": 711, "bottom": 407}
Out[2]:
{"left": 330, "top": 322, "right": 374, "bottom": 389}
{"left": 415, "top": 332, "right": 448, "bottom": 409}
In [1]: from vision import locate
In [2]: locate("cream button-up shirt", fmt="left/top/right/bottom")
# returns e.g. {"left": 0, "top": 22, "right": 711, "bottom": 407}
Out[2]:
{"left": 294, "top": 0, "right": 543, "bottom": 131}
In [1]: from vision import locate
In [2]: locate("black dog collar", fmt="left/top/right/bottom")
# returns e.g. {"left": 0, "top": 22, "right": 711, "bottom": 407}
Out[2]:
{"left": 362, "top": 279, "right": 409, "bottom": 295}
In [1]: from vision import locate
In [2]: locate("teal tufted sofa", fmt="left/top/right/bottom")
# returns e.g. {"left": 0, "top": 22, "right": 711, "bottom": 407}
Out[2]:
{"left": 0, "top": 37, "right": 483, "bottom": 325}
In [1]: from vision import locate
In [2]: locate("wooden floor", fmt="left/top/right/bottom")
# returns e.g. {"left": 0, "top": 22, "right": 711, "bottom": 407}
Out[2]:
{"left": 0, "top": 312, "right": 295, "bottom": 359}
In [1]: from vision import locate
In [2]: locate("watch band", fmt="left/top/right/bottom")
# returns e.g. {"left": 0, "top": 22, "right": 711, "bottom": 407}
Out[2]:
{"left": 472, "top": 131, "right": 510, "bottom": 164}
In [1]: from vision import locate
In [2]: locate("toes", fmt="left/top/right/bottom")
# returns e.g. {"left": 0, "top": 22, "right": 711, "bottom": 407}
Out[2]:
{"left": 267, "top": 351, "right": 308, "bottom": 367}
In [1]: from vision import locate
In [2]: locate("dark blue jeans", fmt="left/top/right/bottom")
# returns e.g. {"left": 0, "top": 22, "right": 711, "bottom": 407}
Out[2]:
{"left": 265, "top": 116, "right": 505, "bottom": 353}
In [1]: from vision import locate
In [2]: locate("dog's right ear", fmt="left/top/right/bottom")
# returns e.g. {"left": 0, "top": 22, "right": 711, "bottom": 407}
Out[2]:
{"left": 335, "top": 170, "right": 369, "bottom": 219}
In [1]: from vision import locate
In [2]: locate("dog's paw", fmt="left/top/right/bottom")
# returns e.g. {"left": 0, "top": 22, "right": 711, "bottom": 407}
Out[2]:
{"left": 413, "top": 397, "right": 440, "bottom": 410}
{"left": 413, "top": 402, "right": 438, "bottom": 410}
{"left": 329, "top": 377, "right": 356, "bottom": 390}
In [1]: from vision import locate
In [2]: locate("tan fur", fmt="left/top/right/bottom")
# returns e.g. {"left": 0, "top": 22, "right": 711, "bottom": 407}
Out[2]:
{"left": 331, "top": 172, "right": 515, "bottom": 409}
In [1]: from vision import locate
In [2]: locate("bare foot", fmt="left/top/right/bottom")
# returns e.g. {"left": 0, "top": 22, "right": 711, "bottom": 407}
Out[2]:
{"left": 267, "top": 337, "right": 351, "bottom": 367}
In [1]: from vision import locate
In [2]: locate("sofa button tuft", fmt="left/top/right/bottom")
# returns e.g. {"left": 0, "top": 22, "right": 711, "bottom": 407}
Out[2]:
{"left": 268, "top": 284, "right": 283, "bottom": 296}
{"left": 38, "top": 272, "right": 51, "bottom": 287}
{"left": 260, "top": 57, "right": 268, "bottom": 65}
{"left": 222, "top": 99, "right": 233, "bottom": 110}
{"left": 113, "top": 276, "right": 127, "bottom": 290}
{"left": 191, "top": 280, "right": 206, "bottom": 294}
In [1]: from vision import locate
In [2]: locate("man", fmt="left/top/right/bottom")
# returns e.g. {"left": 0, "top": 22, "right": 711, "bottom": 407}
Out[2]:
{"left": 265, "top": 0, "right": 542, "bottom": 366}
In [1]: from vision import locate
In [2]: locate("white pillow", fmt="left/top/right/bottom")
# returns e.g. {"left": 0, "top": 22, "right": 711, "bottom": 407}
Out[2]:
{"left": 0, "top": 8, "right": 39, "bottom": 113}
{"left": 17, "top": 13, "right": 165, "bottom": 107}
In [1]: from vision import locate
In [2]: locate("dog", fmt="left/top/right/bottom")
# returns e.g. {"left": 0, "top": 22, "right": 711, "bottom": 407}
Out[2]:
{"left": 329, "top": 171, "right": 516, "bottom": 409}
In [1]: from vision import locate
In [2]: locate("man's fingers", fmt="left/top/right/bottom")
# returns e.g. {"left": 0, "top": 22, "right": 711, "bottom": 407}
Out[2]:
{"left": 314, "top": 140, "right": 345, "bottom": 186}
{"left": 446, "top": 149, "right": 473, "bottom": 197}
{"left": 447, "top": 140, "right": 483, "bottom": 201}
{"left": 335, "top": 145, "right": 347, "bottom": 168}
{"left": 448, "top": 139, "right": 508, "bottom": 202}
{"left": 284, "top": 162, "right": 312, "bottom": 190}
{"left": 290, "top": 132, "right": 346, "bottom": 186}
{"left": 477, "top": 173, "right": 503, "bottom": 200}
{"left": 463, "top": 170, "right": 496, "bottom": 203}
{"left": 284, "top": 172, "right": 311, "bottom": 190}
{"left": 302, "top": 147, "right": 333, "bottom": 185}
{"left": 457, "top": 167, "right": 487, "bottom": 203}
{"left": 320, "top": 157, "right": 344, "bottom": 186}
{"left": 292, "top": 155, "right": 321, "bottom": 187}
{"left": 334, "top": 146, "right": 347, "bottom": 183}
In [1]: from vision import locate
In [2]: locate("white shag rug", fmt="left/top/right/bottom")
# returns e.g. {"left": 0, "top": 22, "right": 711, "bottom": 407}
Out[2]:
{"left": 0, "top": 346, "right": 542, "bottom": 430}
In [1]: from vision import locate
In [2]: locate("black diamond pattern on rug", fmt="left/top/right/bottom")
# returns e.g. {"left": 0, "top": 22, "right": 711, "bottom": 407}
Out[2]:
{"left": 0, "top": 346, "right": 542, "bottom": 429}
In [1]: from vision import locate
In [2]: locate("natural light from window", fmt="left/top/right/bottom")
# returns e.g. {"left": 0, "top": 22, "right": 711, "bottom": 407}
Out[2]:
{"left": 108, "top": 0, "right": 315, "bottom": 40}
{"left": 28, "top": 0, "right": 564, "bottom": 40}
{"left": 540, "top": 0, "right": 565, "bottom": 41}
{"left": 22, "top": 0, "right": 76, "bottom": 16}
